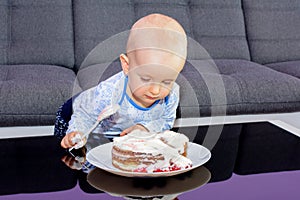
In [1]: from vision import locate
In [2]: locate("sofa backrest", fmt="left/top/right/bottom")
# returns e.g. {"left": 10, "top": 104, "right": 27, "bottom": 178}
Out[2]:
{"left": 243, "top": 0, "right": 300, "bottom": 64}
{"left": 189, "top": 0, "right": 250, "bottom": 61}
{"left": 73, "top": 0, "right": 251, "bottom": 70}
{"left": 7, "top": 0, "right": 297, "bottom": 69}
{"left": 0, "top": 0, "right": 74, "bottom": 68}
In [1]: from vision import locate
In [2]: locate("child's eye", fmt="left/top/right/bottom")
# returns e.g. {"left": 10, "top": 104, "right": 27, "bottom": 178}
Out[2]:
{"left": 162, "top": 81, "right": 172, "bottom": 85}
{"left": 140, "top": 77, "right": 151, "bottom": 82}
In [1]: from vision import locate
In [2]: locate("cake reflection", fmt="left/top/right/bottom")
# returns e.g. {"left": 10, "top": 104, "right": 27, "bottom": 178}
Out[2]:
{"left": 87, "top": 166, "right": 210, "bottom": 199}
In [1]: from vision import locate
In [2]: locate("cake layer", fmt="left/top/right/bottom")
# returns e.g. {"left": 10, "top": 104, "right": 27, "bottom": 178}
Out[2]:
{"left": 111, "top": 130, "right": 192, "bottom": 172}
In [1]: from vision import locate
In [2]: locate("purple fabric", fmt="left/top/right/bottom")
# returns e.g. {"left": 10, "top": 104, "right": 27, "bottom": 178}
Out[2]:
{"left": 180, "top": 171, "right": 300, "bottom": 200}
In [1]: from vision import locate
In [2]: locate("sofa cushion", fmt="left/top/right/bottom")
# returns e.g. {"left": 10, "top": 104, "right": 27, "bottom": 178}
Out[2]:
{"left": 177, "top": 59, "right": 300, "bottom": 118}
{"left": 0, "top": 0, "right": 74, "bottom": 68}
{"left": 177, "top": 59, "right": 242, "bottom": 118}
{"left": 214, "top": 60, "right": 300, "bottom": 114}
{"left": 73, "top": 0, "right": 250, "bottom": 70}
{"left": 266, "top": 61, "right": 300, "bottom": 79}
{"left": 73, "top": 0, "right": 134, "bottom": 69}
{"left": 0, "top": 65, "right": 76, "bottom": 126}
{"left": 189, "top": 0, "right": 250, "bottom": 60}
{"left": 76, "top": 59, "right": 300, "bottom": 119}
{"left": 243, "top": 0, "right": 300, "bottom": 64}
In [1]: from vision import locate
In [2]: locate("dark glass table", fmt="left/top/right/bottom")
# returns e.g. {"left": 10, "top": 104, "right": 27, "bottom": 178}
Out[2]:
{"left": 0, "top": 135, "right": 211, "bottom": 200}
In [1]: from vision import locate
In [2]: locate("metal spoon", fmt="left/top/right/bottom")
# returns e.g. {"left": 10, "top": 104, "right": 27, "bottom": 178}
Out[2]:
{"left": 69, "top": 104, "right": 120, "bottom": 151}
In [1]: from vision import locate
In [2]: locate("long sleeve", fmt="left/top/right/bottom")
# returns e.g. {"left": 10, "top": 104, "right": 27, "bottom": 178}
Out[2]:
{"left": 66, "top": 72, "right": 124, "bottom": 134}
{"left": 66, "top": 86, "right": 109, "bottom": 134}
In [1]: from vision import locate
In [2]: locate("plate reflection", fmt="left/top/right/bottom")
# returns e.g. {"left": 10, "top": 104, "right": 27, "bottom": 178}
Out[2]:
{"left": 87, "top": 166, "right": 210, "bottom": 199}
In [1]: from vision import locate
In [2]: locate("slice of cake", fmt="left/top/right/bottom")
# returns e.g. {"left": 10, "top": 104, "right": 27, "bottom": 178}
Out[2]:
{"left": 111, "top": 130, "right": 192, "bottom": 173}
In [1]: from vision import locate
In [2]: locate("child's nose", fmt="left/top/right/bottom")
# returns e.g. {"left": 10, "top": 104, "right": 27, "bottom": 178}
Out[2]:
{"left": 149, "top": 83, "right": 161, "bottom": 95}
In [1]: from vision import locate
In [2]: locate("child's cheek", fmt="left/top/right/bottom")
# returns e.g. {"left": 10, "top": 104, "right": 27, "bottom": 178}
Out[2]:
{"left": 129, "top": 77, "right": 146, "bottom": 92}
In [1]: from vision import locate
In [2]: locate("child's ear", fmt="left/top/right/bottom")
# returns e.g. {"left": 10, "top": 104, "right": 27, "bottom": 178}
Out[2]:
{"left": 120, "top": 54, "right": 129, "bottom": 75}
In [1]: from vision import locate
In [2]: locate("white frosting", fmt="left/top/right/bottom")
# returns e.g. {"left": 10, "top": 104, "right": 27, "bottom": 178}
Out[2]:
{"left": 113, "top": 130, "right": 192, "bottom": 172}
{"left": 157, "top": 130, "right": 189, "bottom": 154}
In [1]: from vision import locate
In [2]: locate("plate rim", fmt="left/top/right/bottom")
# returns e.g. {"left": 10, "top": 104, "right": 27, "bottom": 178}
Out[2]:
{"left": 86, "top": 142, "right": 211, "bottom": 177}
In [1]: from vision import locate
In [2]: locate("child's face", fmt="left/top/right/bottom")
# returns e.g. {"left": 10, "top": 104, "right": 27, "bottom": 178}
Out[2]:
{"left": 123, "top": 49, "right": 185, "bottom": 108}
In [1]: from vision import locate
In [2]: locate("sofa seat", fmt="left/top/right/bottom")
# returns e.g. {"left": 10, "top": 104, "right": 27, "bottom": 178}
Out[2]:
{"left": 266, "top": 61, "right": 300, "bottom": 79}
{"left": 79, "top": 59, "right": 300, "bottom": 120}
{"left": 176, "top": 59, "right": 300, "bottom": 119}
{"left": 0, "top": 65, "right": 76, "bottom": 126}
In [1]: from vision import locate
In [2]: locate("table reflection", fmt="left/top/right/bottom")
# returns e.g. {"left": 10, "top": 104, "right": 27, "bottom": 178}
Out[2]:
{"left": 87, "top": 166, "right": 210, "bottom": 199}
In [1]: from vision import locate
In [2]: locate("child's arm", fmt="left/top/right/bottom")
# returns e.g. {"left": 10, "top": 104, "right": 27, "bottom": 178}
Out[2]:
{"left": 62, "top": 84, "right": 112, "bottom": 148}
{"left": 67, "top": 87, "right": 108, "bottom": 135}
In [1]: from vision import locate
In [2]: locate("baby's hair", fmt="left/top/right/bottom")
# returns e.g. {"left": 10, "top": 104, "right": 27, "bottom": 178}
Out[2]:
{"left": 126, "top": 13, "right": 187, "bottom": 60}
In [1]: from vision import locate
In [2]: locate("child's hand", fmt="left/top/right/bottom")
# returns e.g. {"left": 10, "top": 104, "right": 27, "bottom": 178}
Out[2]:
{"left": 120, "top": 124, "right": 148, "bottom": 136}
{"left": 61, "top": 131, "right": 86, "bottom": 148}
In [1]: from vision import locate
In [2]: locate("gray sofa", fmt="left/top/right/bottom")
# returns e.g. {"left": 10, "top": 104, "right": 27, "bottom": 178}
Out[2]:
{"left": 0, "top": 0, "right": 300, "bottom": 183}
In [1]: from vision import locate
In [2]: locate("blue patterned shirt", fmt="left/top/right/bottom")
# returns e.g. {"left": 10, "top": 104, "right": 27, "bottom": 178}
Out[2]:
{"left": 67, "top": 72, "right": 180, "bottom": 137}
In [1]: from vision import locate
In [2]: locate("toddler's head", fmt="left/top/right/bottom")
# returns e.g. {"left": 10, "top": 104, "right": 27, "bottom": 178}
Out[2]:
{"left": 120, "top": 13, "right": 187, "bottom": 108}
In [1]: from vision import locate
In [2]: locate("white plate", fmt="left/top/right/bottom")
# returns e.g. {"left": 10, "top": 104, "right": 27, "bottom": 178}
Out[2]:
{"left": 86, "top": 142, "right": 211, "bottom": 177}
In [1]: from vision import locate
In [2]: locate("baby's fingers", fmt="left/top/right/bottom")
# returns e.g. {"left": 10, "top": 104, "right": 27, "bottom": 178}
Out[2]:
{"left": 60, "top": 132, "right": 79, "bottom": 148}
{"left": 120, "top": 126, "right": 134, "bottom": 136}
{"left": 61, "top": 136, "right": 74, "bottom": 148}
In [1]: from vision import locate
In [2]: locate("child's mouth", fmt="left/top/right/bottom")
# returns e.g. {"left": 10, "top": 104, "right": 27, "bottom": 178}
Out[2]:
{"left": 146, "top": 95, "right": 159, "bottom": 100}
